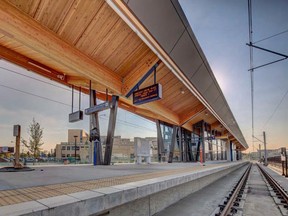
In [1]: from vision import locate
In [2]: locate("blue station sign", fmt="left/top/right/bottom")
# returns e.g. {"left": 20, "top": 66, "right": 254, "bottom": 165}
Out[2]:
{"left": 133, "top": 83, "right": 162, "bottom": 105}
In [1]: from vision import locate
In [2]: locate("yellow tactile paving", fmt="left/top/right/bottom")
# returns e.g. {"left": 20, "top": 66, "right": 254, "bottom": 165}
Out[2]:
{"left": 0, "top": 163, "right": 223, "bottom": 207}
{"left": 0, "top": 198, "right": 9, "bottom": 206}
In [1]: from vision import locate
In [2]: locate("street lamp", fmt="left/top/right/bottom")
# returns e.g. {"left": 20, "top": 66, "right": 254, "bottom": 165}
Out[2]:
{"left": 74, "top": 135, "right": 78, "bottom": 164}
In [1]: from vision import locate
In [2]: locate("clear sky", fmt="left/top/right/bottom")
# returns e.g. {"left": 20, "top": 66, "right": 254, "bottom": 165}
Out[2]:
{"left": 0, "top": 0, "right": 287, "bottom": 152}
{"left": 180, "top": 0, "right": 288, "bottom": 151}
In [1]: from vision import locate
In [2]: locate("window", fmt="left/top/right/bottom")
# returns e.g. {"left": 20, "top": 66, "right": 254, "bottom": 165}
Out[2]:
{"left": 61, "top": 154, "right": 66, "bottom": 158}
{"left": 67, "top": 146, "right": 70, "bottom": 150}
{"left": 61, "top": 146, "right": 66, "bottom": 150}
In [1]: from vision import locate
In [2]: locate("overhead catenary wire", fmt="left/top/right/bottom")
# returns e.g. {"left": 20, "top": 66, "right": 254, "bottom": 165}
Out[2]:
{"left": 262, "top": 88, "right": 288, "bottom": 130}
{"left": 254, "top": 28, "right": 288, "bottom": 44}
{"left": 99, "top": 115, "right": 156, "bottom": 133}
{"left": 0, "top": 83, "right": 71, "bottom": 107}
{"left": 0, "top": 62, "right": 157, "bottom": 133}
{"left": 0, "top": 63, "right": 155, "bottom": 125}
{"left": 0, "top": 82, "right": 157, "bottom": 133}
{"left": 0, "top": 64, "right": 86, "bottom": 98}
{"left": 0, "top": 65, "right": 71, "bottom": 92}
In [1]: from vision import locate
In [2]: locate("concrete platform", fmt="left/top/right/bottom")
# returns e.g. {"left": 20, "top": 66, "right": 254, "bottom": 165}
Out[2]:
{"left": 0, "top": 161, "right": 247, "bottom": 216}
{"left": 156, "top": 163, "right": 249, "bottom": 216}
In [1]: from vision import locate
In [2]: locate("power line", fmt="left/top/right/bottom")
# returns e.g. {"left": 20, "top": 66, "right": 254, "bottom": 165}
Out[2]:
{"left": 0, "top": 63, "right": 157, "bottom": 130}
{"left": 128, "top": 112, "right": 155, "bottom": 125}
{"left": 262, "top": 88, "right": 288, "bottom": 129}
{"left": 0, "top": 83, "right": 71, "bottom": 107}
{"left": 99, "top": 116, "right": 156, "bottom": 132}
{"left": 254, "top": 29, "right": 288, "bottom": 44}
{"left": 0, "top": 65, "right": 71, "bottom": 92}
{"left": 0, "top": 82, "right": 157, "bottom": 132}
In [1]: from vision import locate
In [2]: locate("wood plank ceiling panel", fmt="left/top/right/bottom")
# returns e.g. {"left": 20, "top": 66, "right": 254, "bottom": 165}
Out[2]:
{"left": 115, "top": 44, "right": 156, "bottom": 78}
{"left": 188, "top": 111, "right": 217, "bottom": 126}
{"left": 75, "top": 3, "right": 120, "bottom": 56}
{"left": 6, "top": 0, "right": 159, "bottom": 80}
{"left": 139, "top": 61, "right": 201, "bottom": 116}
{"left": 91, "top": 19, "right": 132, "bottom": 64}
{"left": 6, "top": 0, "right": 40, "bottom": 16}
{"left": 102, "top": 31, "right": 143, "bottom": 71}
{"left": 1, "top": 0, "right": 212, "bottom": 128}
{"left": 33, "top": 0, "right": 75, "bottom": 32}
{"left": 57, "top": 0, "right": 105, "bottom": 45}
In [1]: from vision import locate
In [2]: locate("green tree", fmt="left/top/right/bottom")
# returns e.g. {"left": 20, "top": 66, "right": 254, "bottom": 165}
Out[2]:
{"left": 21, "top": 118, "right": 44, "bottom": 163}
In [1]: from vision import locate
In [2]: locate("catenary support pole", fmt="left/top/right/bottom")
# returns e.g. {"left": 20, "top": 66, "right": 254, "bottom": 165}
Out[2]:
{"left": 259, "top": 144, "right": 261, "bottom": 162}
{"left": 263, "top": 131, "right": 267, "bottom": 166}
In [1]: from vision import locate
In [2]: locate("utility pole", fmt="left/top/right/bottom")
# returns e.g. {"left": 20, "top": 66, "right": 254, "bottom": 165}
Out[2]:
{"left": 259, "top": 144, "right": 261, "bottom": 162}
{"left": 13, "top": 125, "right": 23, "bottom": 169}
{"left": 74, "top": 135, "right": 78, "bottom": 164}
{"left": 263, "top": 131, "right": 267, "bottom": 166}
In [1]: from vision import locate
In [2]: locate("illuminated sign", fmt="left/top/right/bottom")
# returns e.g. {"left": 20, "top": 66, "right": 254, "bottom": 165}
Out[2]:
{"left": 133, "top": 83, "right": 162, "bottom": 105}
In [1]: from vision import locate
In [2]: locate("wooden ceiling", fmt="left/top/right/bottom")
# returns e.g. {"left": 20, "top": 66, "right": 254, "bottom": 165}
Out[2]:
{"left": 0, "top": 0, "right": 236, "bottom": 140}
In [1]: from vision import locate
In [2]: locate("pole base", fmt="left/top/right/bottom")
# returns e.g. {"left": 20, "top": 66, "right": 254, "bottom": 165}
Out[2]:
{"left": 0, "top": 167, "right": 35, "bottom": 172}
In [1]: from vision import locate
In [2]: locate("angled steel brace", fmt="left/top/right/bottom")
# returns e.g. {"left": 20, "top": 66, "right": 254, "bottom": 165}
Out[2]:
{"left": 248, "top": 57, "right": 287, "bottom": 71}
{"left": 125, "top": 60, "right": 162, "bottom": 98}
{"left": 103, "top": 95, "right": 119, "bottom": 165}
{"left": 246, "top": 43, "right": 288, "bottom": 58}
{"left": 246, "top": 43, "right": 288, "bottom": 71}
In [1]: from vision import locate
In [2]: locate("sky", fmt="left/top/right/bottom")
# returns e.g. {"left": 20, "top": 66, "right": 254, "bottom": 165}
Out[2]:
{"left": 0, "top": 0, "right": 287, "bottom": 152}
{"left": 180, "top": 0, "right": 288, "bottom": 151}
{"left": 0, "top": 60, "right": 157, "bottom": 151}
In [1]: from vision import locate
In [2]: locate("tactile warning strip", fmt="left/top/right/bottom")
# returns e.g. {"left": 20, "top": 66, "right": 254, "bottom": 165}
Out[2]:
{"left": 0, "top": 164, "right": 221, "bottom": 207}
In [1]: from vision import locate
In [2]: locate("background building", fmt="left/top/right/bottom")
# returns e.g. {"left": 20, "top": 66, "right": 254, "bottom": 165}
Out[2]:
{"left": 55, "top": 129, "right": 90, "bottom": 163}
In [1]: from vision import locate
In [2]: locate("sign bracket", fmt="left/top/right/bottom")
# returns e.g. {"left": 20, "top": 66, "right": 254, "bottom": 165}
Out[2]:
{"left": 125, "top": 60, "right": 161, "bottom": 98}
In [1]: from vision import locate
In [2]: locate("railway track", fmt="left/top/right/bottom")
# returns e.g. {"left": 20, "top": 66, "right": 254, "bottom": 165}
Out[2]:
{"left": 213, "top": 163, "right": 288, "bottom": 216}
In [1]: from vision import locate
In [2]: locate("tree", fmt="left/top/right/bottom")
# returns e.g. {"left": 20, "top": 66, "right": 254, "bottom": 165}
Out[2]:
{"left": 21, "top": 118, "right": 44, "bottom": 163}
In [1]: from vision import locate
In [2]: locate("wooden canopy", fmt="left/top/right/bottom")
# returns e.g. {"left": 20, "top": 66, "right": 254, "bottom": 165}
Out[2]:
{"left": 0, "top": 0, "right": 248, "bottom": 150}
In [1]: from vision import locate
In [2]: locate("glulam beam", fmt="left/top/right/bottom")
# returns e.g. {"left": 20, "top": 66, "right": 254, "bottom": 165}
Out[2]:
{"left": 0, "top": 1, "right": 122, "bottom": 94}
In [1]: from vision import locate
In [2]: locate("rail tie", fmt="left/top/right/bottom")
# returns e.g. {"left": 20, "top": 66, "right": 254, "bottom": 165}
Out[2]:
{"left": 215, "top": 163, "right": 252, "bottom": 216}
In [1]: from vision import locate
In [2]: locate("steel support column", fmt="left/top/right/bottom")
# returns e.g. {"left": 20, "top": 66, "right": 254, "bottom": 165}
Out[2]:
{"left": 201, "top": 121, "right": 205, "bottom": 163}
{"left": 156, "top": 120, "right": 164, "bottom": 162}
{"left": 178, "top": 127, "right": 183, "bottom": 162}
{"left": 168, "top": 126, "right": 177, "bottom": 163}
{"left": 182, "top": 129, "right": 187, "bottom": 162}
{"left": 90, "top": 89, "right": 103, "bottom": 165}
{"left": 103, "top": 96, "right": 119, "bottom": 165}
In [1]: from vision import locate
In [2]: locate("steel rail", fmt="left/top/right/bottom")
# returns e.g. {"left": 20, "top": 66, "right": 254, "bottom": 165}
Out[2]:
{"left": 257, "top": 163, "right": 288, "bottom": 204}
{"left": 219, "top": 163, "right": 252, "bottom": 216}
